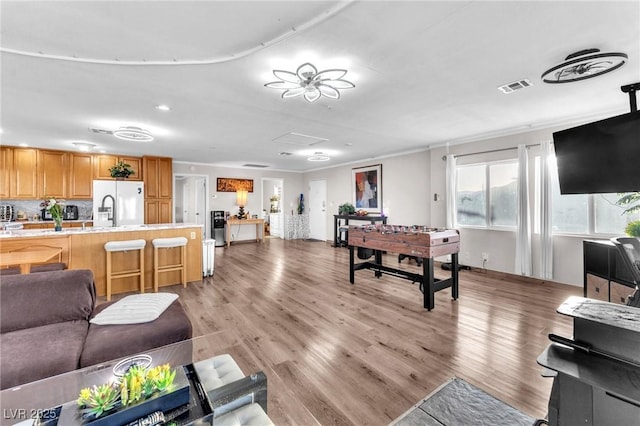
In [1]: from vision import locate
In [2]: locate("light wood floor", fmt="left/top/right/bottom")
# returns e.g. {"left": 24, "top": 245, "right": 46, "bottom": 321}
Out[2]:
{"left": 155, "top": 238, "right": 581, "bottom": 425}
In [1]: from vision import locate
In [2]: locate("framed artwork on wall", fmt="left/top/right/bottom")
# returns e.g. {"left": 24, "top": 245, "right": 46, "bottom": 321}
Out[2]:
{"left": 216, "top": 178, "right": 254, "bottom": 192}
{"left": 352, "top": 164, "right": 382, "bottom": 213}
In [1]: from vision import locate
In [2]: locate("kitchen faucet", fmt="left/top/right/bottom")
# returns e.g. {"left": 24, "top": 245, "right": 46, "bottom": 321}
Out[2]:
{"left": 99, "top": 194, "right": 117, "bottom": 227}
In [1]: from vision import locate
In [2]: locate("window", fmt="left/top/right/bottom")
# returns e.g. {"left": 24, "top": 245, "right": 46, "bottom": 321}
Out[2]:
{"left": 535, "top": 155, "right": 639, "bottom": 235}
{"left": 456, "top": 161, "right": 518, "bottom": 228}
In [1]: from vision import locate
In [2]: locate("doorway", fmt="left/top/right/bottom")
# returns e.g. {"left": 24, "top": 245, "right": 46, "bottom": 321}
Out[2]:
{"left": 262, "top": 178, "right": 283, "bottom": 238}
{"left": 174, "top": 174, "right": 208, "bottom": 238}
{"left": 309, "top": 179, "right": 327, "bottom": 241}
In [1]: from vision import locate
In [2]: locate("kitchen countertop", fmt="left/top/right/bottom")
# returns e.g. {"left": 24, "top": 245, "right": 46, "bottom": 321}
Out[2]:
{"left": 0, "top": 223, "right": 203, "bottom": 238}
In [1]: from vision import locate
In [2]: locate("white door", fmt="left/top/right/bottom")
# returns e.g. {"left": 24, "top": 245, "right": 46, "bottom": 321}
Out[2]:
{"left": 174, "top": 175, "right": 208, "bottom": 238}
{"left": 309, "top": 179, "right": 327, "bottom": 241}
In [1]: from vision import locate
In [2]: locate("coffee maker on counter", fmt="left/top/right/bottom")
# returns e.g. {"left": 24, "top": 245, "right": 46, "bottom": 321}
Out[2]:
{"left": 41, "top": 205, "right": 79, "bottom": 220}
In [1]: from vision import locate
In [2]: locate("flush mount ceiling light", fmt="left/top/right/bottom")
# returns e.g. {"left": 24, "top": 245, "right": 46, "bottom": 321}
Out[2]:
{"left": 541, "top": 48, "right": 627, "bottom": 84}
{"left": 265, "top": 62, "right": 355, "bottom": 103}
{"left": 72, "top": 142, "right": 96, "bottom": 152}
{"left": 307, "top": 152, "right": 330, "bottom": 161}
{"left": 113, "top": 126, "right": 154, "bottom": 142}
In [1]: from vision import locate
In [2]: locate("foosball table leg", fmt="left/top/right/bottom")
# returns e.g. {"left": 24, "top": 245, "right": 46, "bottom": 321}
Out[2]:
{"left": 349, "top": 245, "right": 355, "bottom": 284}
{"left": 423, "top": 257, "right": 435, "bottom": 311}
{"left": 451, "top": 253, "right": 459, "bottom": 300}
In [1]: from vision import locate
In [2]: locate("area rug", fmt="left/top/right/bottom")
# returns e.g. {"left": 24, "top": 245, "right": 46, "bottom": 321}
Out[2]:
{"left": 390, "top": 377, "right": 538, "bottom": 426}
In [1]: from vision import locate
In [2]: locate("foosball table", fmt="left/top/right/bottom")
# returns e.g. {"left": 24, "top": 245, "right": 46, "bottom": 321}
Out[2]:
{"left": 348, "top": 224, "right": 460, "bottom": 311}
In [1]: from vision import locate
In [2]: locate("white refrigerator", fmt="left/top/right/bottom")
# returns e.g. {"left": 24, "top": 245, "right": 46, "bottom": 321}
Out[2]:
{"left": 93, "top": 180, "right": 145, "bottom": 227}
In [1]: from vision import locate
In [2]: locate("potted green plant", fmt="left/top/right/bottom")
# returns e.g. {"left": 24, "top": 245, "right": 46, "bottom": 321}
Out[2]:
{"left": 338, "top": 202, "right": 355, "bottom": 215}
{"left": 109, "top": 161, "right": 135, "bottom": 179}
{"left": 616, "top": 192, "right": 640, "bottom": 236}
{"left": 625, "top": 220, "right": 640, "bottom": 237}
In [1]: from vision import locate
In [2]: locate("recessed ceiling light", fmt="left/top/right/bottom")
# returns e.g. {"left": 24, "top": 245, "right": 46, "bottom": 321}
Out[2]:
{"left": 18, "top": 143, "right": 28, "bottom": 147}
{"left": 72, "top": 142, "right": 96, "bottom": 152}
{"left": 113, "top": 126, "right": 154, "bottom": 142}
{"left": 155, "top": 104, "right": 171, "bottom": 111}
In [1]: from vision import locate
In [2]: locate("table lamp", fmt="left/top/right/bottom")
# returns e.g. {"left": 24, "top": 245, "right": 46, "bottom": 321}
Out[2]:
{"left": 236, "top": 190, "right": 248, "bottom": 219}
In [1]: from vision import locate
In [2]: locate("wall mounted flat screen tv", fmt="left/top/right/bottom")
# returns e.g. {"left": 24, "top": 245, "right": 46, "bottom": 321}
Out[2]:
{"left": 553, "top": 110, "right": 640, "bottom": 194}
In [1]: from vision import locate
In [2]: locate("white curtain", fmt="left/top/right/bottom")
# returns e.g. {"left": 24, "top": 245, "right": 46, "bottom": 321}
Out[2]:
{"left": 445, "top": 154, "right": 457, "bottom": 229}
{"left": 515, "top": 145, "right": 532, "bottom": 276}
{"left": 540, "top": 140, "right": 554, "bottom": 279}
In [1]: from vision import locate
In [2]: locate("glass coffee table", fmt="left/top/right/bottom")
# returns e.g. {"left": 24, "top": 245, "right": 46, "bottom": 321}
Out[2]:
{"left": 0, "top": 332, "right": 267, "bottom": 426}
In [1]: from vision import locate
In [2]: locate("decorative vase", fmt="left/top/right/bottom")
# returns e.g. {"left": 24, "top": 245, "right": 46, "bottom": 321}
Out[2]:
{"left": 54, "top": 217, "right": 63, "bottom": 231}
{"left": 298, "top": 194, "right": 304, "bottom": 214}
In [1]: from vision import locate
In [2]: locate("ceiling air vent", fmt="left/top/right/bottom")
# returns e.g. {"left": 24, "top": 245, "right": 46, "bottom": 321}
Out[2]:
{"left": 242, "top": 164, "right": 269, "bottom": 168}
{"left": 498, "top": 79, "right": 533, "bottom": 94}
{"left": 88, "top": 127, "right": 113, "bottom": 135}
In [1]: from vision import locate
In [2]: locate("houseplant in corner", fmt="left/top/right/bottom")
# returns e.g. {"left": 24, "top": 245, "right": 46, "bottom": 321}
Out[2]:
{"left": 616, "top": 192, "right": 640, "bottom": 237}
{"left": 40, "top": 197, "right": 64, "bottom": 231}
{"left": 109, "top": 161, "right": 135, "bottom": 179}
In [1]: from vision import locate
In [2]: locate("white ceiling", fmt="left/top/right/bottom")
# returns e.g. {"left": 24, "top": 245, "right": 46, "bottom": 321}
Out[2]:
{"left": 1, "top": 1, "right": 638, "bottom": 172}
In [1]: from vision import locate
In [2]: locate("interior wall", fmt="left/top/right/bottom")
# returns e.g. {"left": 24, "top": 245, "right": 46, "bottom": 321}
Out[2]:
{"left": 303, "top": 150, "right": 432, "bottom": 242}
{"left": 172, "top": 162, "right": 302, "bottom": 242}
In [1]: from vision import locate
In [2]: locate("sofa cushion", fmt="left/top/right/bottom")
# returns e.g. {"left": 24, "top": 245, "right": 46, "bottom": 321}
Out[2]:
{"left": 1, "top": 321, "right": 89, "bottom": 390}
{"left": 90, "top": 293, "right": 179, "bottom": 325}
{"left": 0, "top": 269, "right": 95, "bottom": 333}
{"left": 80, "top": 299, "right": 192, "bottom": 368}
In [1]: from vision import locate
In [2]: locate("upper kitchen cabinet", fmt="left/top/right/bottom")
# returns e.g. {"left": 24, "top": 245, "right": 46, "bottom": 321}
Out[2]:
{"left": 93, "top": 154, "right": 118, "bottom": 179}
{"left": 12, "top": 148, "right": 39, "bottom": 199}
{"left": 143, "top": 156, "right": 172, "bottom": 199}
{"left": 0, "top": 147, "right": 12, "bottom": 198}
{"left": 68, "top": 153, "right": 94, "bottom": 199}
{"left": 38, "top": 150, "right": 67, "bottom": 198}
{"left": 120, "top": 157, "right": 142, "bottom": 181}
{"left": 94, "top": 155, "right": 142, "bottom": 181}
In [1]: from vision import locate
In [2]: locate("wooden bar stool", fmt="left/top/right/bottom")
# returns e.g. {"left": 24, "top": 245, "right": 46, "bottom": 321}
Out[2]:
{"left": 104, "top": 239, "right": 146, "bottom": 301}
{"left": 152, "top": 237, "right": 188, "bottom": 292}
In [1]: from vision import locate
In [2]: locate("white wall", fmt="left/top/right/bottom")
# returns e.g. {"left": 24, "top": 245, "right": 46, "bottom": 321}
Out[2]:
{"left": 173, "top": 162, "right": 302, "bottom": 242}
{"left": 303, "top": 150, "right": 432, "bottom": 242}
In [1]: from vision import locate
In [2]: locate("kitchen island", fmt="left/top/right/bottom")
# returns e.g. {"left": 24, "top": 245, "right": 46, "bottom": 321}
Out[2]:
{"left": 0, "top": 224, "right": 203, "bottom": 298}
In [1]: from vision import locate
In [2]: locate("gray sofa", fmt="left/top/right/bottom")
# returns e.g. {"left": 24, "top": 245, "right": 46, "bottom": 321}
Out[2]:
{"left": 0, "top": 269, "right": 192, "bottom": 390}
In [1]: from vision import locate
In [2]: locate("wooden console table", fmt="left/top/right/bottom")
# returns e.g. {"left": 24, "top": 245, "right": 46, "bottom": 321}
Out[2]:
{"left": 226, "top": 218, "right": 265, "bottom": 247}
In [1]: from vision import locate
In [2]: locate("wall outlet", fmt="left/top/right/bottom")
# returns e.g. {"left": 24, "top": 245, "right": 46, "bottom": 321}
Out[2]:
{"left": 481, "top": 252, "right": 489, "bottom": 262}
{"left": 190, "top": 231, "right": 196, "bottom": 239}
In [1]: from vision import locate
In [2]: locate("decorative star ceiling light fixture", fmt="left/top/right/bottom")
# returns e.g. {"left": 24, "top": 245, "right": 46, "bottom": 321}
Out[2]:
{"left": 113, "top": 126, "right": 154, "bottom": 142}
{"left": 541, "top": 48, "right": 627, "bottom": 84}
{"left": 265, "top": 62, "right": 355, "bottom": 102}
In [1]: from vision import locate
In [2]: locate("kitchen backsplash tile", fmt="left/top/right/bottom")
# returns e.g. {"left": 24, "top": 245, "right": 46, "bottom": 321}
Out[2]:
{"left": 3, "top": 200, "right": 94, "bottom": 221}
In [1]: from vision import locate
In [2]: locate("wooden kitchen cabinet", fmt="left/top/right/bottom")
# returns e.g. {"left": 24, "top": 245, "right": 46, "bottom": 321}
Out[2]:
{"left": 144, "top": 199, "right": 172, "bottom": 224}
{"left": 143, "top": 156, "right": 172, "bottom": 224}
{"left": 68, "top": 153, "right": 93, "bottom": 199}
{"left": 12, "top": 148, "right": 38, "bottom": 199}
{"left": 120, "top": 156, "right": 142, "bottom": 181}
{"left": 38, "top": 150, "right": 67, "bottom": 198}
{"left": 93, "top": 154, "right": 142, "bottom": 181}
{"left": 93, "top": 155, "right": 118, "bottom": 179}
{"left": 0, "top": 147, "right": 12, "bottom": 198}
